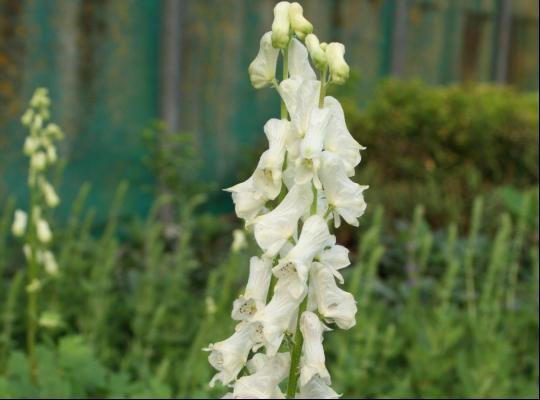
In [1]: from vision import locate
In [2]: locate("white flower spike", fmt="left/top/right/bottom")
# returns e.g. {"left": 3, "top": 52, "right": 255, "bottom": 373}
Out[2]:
{"left": 209, "top": 7, "right": 366, "bottom": 398}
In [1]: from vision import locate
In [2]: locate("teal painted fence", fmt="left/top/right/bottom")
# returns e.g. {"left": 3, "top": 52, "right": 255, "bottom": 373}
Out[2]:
{"left": 1, "top": 0, "right": 538, "bottom": 220}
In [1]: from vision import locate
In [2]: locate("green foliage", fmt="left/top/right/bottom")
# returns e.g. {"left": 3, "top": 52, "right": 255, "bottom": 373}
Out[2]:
{"left": 341, "top": 79, "right": 539, "bottom": 225}
{"left": 2, "top": 184, "right": 537, "bottom": 398}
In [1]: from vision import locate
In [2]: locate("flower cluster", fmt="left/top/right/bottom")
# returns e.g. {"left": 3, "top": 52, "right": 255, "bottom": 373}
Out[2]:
{"left": 12, "top": 87, "right": 64, "bottom": 288}
{"left": 206, "top": 2, "right": 367, "bottom": 398}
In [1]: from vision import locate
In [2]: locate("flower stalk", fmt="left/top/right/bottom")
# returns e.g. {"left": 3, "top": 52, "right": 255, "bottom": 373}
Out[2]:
{"left": 207, "top": 2, "right": 365, "bottom": 398}
{"left": 12, "top": 88, "right": 64, "bottom": 382}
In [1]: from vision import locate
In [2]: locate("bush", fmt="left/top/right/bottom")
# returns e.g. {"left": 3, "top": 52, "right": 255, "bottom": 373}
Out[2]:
{"left": 340, "top": 79, "right": 539, "bottom": 226}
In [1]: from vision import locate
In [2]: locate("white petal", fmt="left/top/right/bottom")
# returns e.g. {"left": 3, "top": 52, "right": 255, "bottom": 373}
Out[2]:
{"left": 225, "top": 177, "right": 268, "bottom": 224}
{"left": 248, "top": 32, "right": 280, "bottom": 89}
{"left": 233, "top": 353, "right": 290, "bottom": 399}
{"left": 206, "top": 326, "right": 254, "bottom": 387}
{"left": 297, "top": 375, "right": 340, "bottom": 399}
{"left": 288, "top": 39, "right": 316, "bottom": 81}
{"left": 254, "top": 184, "right": 313, "bottom": 257}
{"left": 319, "top": 152, "right": 367, "bottom": 227}
{"left": 279, "top": 79, "right": 320, "bottom": 136}
{"left": 299, "top": 311, "right": 331, "bottom": 387}
{"left": 245, "top": 256, "right": 272, "bottom": 303}
{"left": 310, "top": 263, "right": 357, "bottom": 330}
{"left": 323, "top": 97, "right": 364, "bottom": 176}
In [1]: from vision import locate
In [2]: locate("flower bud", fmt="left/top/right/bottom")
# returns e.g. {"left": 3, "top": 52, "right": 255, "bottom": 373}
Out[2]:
{"left": 271, "top": 1, "right": 291, "bottom": 49}
{"left": 325, "top": 42, "right": 350, "bottom": 84}
{"left": 248, "top": 32, "right": 280, "bottom": 89}
{"left": 36, "top": 219, "right": 52, "bottom": 243}
{"left": 30, "top": 152, "right": 47, "bottom": 171}
{"left": 12, "top": 210, "right": 28, "bottom": 237}
{"left": 289, "top": 2, "right": 313, "bottom": 40}
{"left": 305, "top": 34, "right": 327, "bottom": 70}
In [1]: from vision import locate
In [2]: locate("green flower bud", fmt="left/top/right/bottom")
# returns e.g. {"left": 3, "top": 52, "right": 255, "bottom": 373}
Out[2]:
{"left": 325, "top": 42, "right": 349, "bottom": 84}
{"left": 289, "top": 2, "right": 313, "bottom": 40}
{"left": 271, "top": 1, "right": 291, "bottom": 48}
{"left": 305, "top": 34, "right": 327, "bottom": 71}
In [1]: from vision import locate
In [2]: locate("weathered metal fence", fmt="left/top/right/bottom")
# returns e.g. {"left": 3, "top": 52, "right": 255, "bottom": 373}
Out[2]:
{"left": 1, "top": 0, "right": 538, "bottom": 219}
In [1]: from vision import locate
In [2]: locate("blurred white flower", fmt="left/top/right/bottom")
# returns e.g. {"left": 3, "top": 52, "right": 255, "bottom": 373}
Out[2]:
{"left": 36, "top": 218, "right": 52, "bottom": 244}
{"left": 231, "top": 229, "right": 247, "bottom": 253}
{"left": 12, "top": 210, "right": 28, "bottom": 237}
{"left": 43, "top": 250, "right": 59, "bottom": 276}
{"left": 271, "top": 1, "right": 291, "bottom": 48}
{"left": 225, "top": 177, "right": 268, "bottom": 225}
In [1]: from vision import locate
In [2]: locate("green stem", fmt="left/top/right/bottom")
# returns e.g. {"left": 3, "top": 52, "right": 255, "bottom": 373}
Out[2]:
{"left": 318, "top": 68, "right": 327, "bottom": 108}
{"left": 280, "top": 43, "right": 289, "bottom": 120}
{"left": 286, "top": 296, "right": 307, "bottom": 399}
{"left": 26, "top": 186, "right": 38, "bottom": 383}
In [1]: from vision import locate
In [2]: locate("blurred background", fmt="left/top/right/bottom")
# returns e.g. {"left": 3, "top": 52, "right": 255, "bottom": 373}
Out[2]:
{"left": 0, "top": 0, "right": 538, "bottom": 398}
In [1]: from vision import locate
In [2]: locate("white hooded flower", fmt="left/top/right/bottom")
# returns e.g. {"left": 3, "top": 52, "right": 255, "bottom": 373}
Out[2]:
{"left": 254, "top": 183, "right": 313, "bottom": 257}
{"left": 297, "top": 375, "right": 340, "bottom": 399}
{"left": 273, "top": 215, "right": 331, "bottom": 299}
{"left": 226, "top": 177, "right": 268, "bottom": 225}
{"left": 288, "top": 39, "right": 316, "bottom": 81}
{"left": 323, "top": 96, "right": 364, "bottom": 176}
{"left": 279, "top": 78, "right": 320, "bottom": 144}
{"left": 252, "top": 119, "right": 290, "bottom": 199}
{"left": 318, "top": 243, "right": 350, "bottom": 284}
{"left": 232, "top": 352, "right": 290, "bottom": 399}
{"left": 310, "top": 263, "right": 357, "bottom": 330}
{"left": 249, "top": 32, "right": 280, "bottom": 89}
{"left": 232, "top": 256, "right": 272, "bottom": 321}
{"left": 305, "top": 34, "right": 327, "bottom": 71}
{"left": 250, "top": 286, "right": 302, "bottom": 355}
{"left": 205, "top": 325, "right": 254, "bottom": 387}
{"left": 319, "top": 152, "right": 367, "bottom": 228}
{"left": 36, "top": 218, "right": 52, "bottom": 243}
{"left": 299, "top": 311, "right": 331, "bottom": 387}
{"left": 12, "top": 210, "right": 28, "bottom": 237}
{"left": 294, "top": 107, "right": 331, "bottom": 188}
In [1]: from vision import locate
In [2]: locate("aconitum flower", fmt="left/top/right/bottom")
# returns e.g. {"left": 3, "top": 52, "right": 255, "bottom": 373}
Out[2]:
{"left": 206, "top": 3, "right": 366, "bottom": 398}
